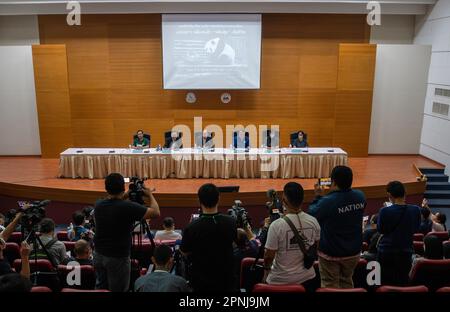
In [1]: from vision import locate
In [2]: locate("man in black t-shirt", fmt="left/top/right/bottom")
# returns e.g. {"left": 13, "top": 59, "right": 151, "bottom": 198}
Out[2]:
{"left": 181, "top": 183, "right": 237, "bottom": 292}
{"left": 94, "top": 173, "right": 160, "bottom": 292}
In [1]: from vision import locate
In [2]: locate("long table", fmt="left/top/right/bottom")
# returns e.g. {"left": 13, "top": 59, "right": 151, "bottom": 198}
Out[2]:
{"left": 59, "top": 147, "right": 348, "bottom": 179}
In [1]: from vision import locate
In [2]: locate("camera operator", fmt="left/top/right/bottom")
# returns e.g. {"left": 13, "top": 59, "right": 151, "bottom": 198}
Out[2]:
{"left": 180, "top": 183, "right": 237, "bottom": 292}
{"left": 94, "top": 173, "right": 160, "bottom": 292}
{"left": 0, "top": 210, "right": 32, "bottom": 279}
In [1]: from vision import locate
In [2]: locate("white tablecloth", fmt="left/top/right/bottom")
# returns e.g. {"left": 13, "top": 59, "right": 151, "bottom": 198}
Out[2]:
{"left": 59, "top": 147, "right": 348, "bottom": 179}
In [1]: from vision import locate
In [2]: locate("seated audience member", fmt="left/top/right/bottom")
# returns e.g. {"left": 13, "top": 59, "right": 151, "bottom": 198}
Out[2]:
{"left": 432, "top": 212, "right": 447, "bottom": 232}
{"left": 132, "top": 130, "right": 150, "bottom": 149}
{"left": 264, "top": 182, "right": 320, "bottom": 292}
{"left": 63, "top": 239, "right": 93, "bottom": 266}
{"left": 164, "top": 131, "right": 183, "bottom": 149}
{"left": 0, "top": 211, "right": 31, "bottom": 279}
{"left": 233, "top": 225, "right": 259, "bottom": 283}
{"left": 377, "top": 181, "right": 421, "bottom": 286}
{"left": 410, "top": 235, "right": 443, "bottom": 277}
{"left": 363, "top": 214, "right": 378, "bottom": 244}
{"left": 0, "top": 213, "right": 5, "bottom": 233}
{"left": 233, "top": 130, "right": 249, "bottom": 149}
{"left": 134, "top": 245, "right": 190, "bottom": 292}
{"left": 34, "top": 218, "right": 68, "bottom": 265}
{"left": 419, "top": 206, "right": 433, "bottom": 235}
{"left": 444, "top": 242, "right": 450, "bottom": 259}
{"left": 181, "top": 183, "right": 237, "bottom": 292}
{"left": 1, "top": 240, "right": 31, "bottom": 279}
{"left": 0, "top": 273, "right": 32, "bottom": 292}
{"left": 421, "top": 199, "right": 447, "bottom": 232}
{"left": 68, "top": 211, "right": 93, "bottom": 242}
{"left": 291, "top": 131, "right": 308, "bottom": 148}
{"left": 155, "top": 217, "right": 182, "bottom": 241}
{"left": 308, "top": 166, "right": 365, "bottom": 289}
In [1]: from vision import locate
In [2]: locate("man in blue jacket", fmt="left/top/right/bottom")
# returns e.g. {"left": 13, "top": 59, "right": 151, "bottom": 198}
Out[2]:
{"left": 377, "top": 181, "right": 421, "bottom": 286}
{"left": 309, "top": 166, "right": 366, "bottom": 288}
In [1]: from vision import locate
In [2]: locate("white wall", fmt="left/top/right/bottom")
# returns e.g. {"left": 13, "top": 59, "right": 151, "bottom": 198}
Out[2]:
{"left": 415, "top": 0, "right": 450, "bottom": 174}
{"left": 369, "top": 44, "right": 431, "bottom": 154}
{"left": 0, "top": 46, "right": 41, "bottom": 155}
{"left": 0, "top": 15, "right": 39, "bottom": 45}
{"left": 370, "top": 15, "right": 415, "bottom": 44}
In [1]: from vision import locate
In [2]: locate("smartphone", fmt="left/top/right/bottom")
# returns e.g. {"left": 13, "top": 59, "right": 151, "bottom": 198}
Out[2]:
{"left": 124, "top": 177, "right": 130, "bottom": 183}
{"left": 318, "top": 178, "right": 332, "bottom": 187}
{"left": 384, "top": 201, "right": 393, "bottom": 207}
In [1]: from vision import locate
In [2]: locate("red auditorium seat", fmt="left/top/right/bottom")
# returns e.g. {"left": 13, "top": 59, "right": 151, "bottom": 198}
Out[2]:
{"left": 57, "top": 231, "right": 69, "bottom": 241}
{"left": 61, "top": 288, "right": 110, "bottom": 292}
{"left": 13, "top": 259, "right": 54, "bottom": 273}
{"left": 253, "top": 283, "right": 306, "bottom": 293}
{"left": 4, "top": 242, "right": 21, "bottom": 264}
{"left": 376, "top": 285, "right": 428, "bottom": 292}
{"left": 7, "top": 232, "right": 22, "bottom": 244}
{"left": 410, "top": 259, "right": 450, "bottom": 291}
{"left": 240, "top": 257, "right": 264, "bottom": 292}
{"left": 436, "top": 287, "right": 450, "bottom": 293}
{"left": 413, "top": 241, "right": 425, "bottom": 255}
{"left": 158, "top": 240, "right": 177, "bottom": 247}
{"left": 14, "top": 259, "right": 58, "bottom": 290}
{"left": 316, "top": 288, "right": 367, "bottom": 292}
{"left": 413, "top": 233, "right": 424, "bottom": 242}
{"left": 425, "top": 232, "right": 449, "bottom": 241}
{"left": 352, "top": 258, "right": 368, "bottom": 289}
{"left": 131, "top": 241, "right": 153, "bottom": 268}
{"left": 31, "top": 286, "right": 52, "bottom": 292}
{"left": 63, "top": 241, "right": 76, "bottom": 253}
{"left": 57, "top": 265, "right": 96, "bottom": 290}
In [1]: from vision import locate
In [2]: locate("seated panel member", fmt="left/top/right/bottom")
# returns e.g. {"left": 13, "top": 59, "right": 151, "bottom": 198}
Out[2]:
{"left": 201, "top": 130, "right": 215, "bottom": 149}
{"left": 233, "top": 130, "right": 249, "bottom": 149}
{"left": 164, "top": 131, "right": 183, "bottom": 149}
{"left": 132, "top": 130, "right": 150, "bottom": 149}
{"left": 291, "top": 131, "right": 308, "bottom": 148}
{"left": 267, "top": 130, "right": 279, "bottom": 148}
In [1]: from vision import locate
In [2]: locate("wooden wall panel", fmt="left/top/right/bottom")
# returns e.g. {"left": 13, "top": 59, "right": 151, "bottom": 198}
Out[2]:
{"left": 36, "top": 14, "right": 373, "bottom": 158}
{"left": 334, "top": 44, "right": 377, "bottom": 156}
{"left": 31, "top": 45, "right": 73, "bottom": 158}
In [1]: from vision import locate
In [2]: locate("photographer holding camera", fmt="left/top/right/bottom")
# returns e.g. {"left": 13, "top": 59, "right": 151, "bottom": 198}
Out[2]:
{"left": 0, "top": 209, "right": 32, "bottom": 279}
{"left": 181, "top": 183, "right": 237, "bottom": 292}
{"left": 94, "top": 173, "right": 160, "bottom": 292}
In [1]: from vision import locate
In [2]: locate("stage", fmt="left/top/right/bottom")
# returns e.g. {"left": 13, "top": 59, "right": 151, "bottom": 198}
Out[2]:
{"left": 0, "top": 155, "right": 443, "bottom": 227}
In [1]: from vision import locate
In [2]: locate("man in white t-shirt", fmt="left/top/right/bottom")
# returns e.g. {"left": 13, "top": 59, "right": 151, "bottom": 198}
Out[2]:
{"left": 155, "top": 217, "right": 182, "bottom": 241}
{"left": 263, "top": 182, "right": 320, "bottom": 291}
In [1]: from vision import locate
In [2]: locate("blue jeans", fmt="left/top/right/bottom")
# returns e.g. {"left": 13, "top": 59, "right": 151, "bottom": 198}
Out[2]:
{"left": 94, "top": 251, "right": 131, "bottom": 292}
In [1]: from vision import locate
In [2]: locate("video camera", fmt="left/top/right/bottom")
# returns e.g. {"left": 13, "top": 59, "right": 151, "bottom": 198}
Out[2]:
{"left": 128, "top": 177, "right": 147, "bottom": 205}
{"left": 18, "top": 200, "right": 50, "bottom": 231}
{"left": 266, "top": 189, "right": 283, "bottom": 223}
{"left": 227, "top": 200, "right": 251, "bottom": 228}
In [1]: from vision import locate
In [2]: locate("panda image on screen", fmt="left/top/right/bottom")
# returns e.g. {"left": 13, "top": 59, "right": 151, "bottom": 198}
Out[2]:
{"left": 204, "top": 37, "right": 236, "bottom": 65}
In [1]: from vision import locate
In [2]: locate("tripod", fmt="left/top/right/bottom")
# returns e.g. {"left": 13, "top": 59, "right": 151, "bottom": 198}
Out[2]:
{"left": 24, "top": 227, "right": 58, "bottom": 287}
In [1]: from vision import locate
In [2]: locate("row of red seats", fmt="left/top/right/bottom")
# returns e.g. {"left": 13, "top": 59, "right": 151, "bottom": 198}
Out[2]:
{"left": 252, "top": 284, "right": 450, "bottom": 292}
{"left": 31, "top": 287, "right": 109, "bottom": 292}
{"left": 240, "top": 257, "right": 450, "bottom": 292}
